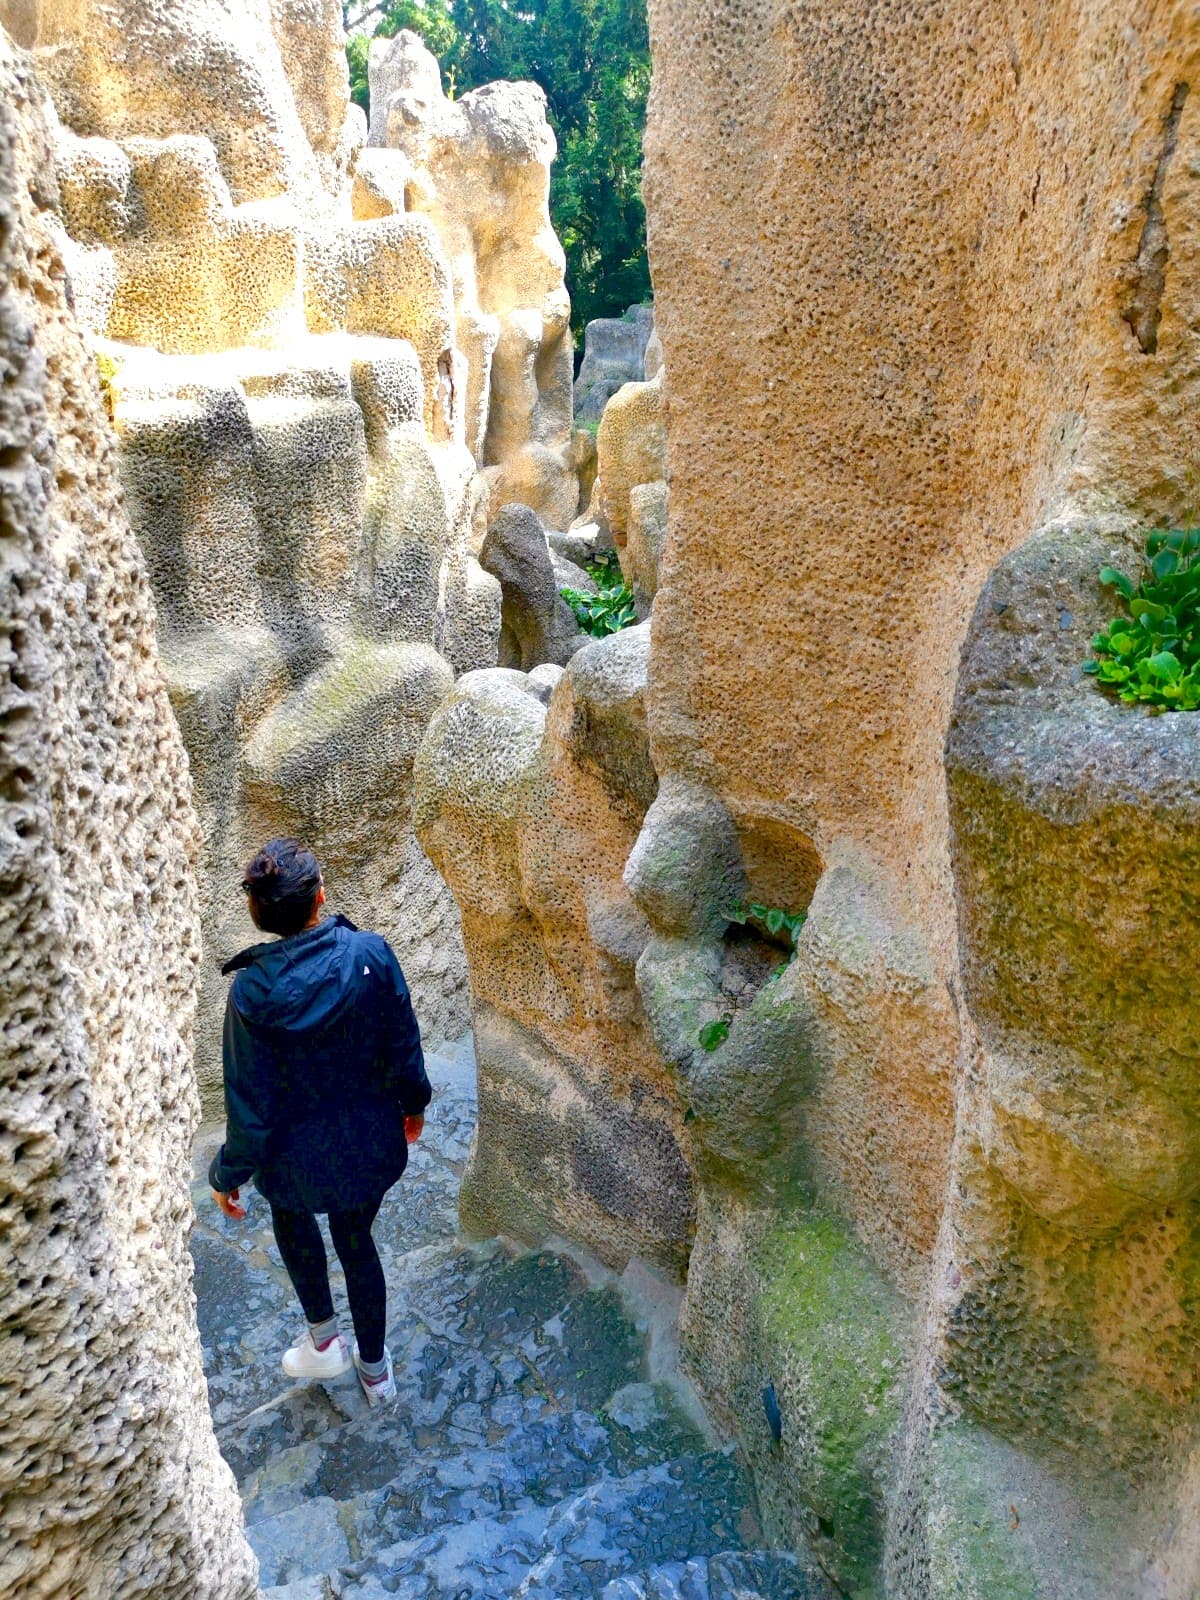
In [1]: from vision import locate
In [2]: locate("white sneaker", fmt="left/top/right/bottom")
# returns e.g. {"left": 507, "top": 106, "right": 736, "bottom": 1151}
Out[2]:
{"left": 281, "top": 1329, "right": 352, "bottom": 1380}
{"left": 354, "top": 1344, "right": 396, "bottom": 1407}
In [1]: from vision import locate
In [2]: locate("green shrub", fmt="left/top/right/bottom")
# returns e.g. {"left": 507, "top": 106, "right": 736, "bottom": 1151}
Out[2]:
{"left": 561, "top": 554, "right": 637, "bottom": 637}
{"left": 1084, "top": 528, "right": 1200, "bottom": 711}
{"left": 698, "top": 1015, "right": 732, "bottom": 1052}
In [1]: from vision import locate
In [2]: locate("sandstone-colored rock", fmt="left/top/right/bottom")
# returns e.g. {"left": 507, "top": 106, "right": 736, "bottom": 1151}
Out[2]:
{"left": 424, "top": 0, "right": 1200, "bottom": 1591}
{"left": 16, "top": 0, "right": 583, "bottom": 1106}
{"left": 415, "top": 627, "right": 693, "bottom": 1273}
{"left": 303, "top": 215, "right": 455, "bottom": 431}
{"left": 368, "top": 31, "right": 577, "bottom": 526}
{"left": 108, "top": 335, "right": 475, "bottom": 1101}
{"left": 625, "top": 478, "right": 668, "bottom": 617}
{"left": 0, "top": 40, "right": 255, "bottom": 1598}
{"left": 569, "top": 423, "right": 598, "bottom": 517}
{"left": 636, "top": 0, "right": 1200, "bottom": 1587}
{"left": 942, "top": 517, "right": 1200, "bottom": 1513}
{"left": 595, "top": 370, "right": 666, "bottom": 545}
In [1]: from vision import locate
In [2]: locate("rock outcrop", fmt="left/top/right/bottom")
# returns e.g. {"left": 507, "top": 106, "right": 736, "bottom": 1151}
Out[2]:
{"left": 367, "top": 30, "right": 578, "bottom": 531}
{"left": 0, "top": 38, "right": 255, "bottom": 1600}
{"left": 4, "top": 2, "right": 585, "bottom": 1105}
{"left": 419, "top": 0, "right": 1200, "bottom": 1593}
{"left": 595, "top": 370, "right": 667, "bottom": 617}
{"left": 414, "top": 627, "right": 693, "bottom": 1277}
{"left": 479, "top": 502, "right": 586, "bottom": 670}
{"left": 573, "top": 302, "right": 655, "bottom": 422}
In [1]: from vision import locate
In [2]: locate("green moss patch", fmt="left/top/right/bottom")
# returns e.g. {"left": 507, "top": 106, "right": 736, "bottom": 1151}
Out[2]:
{"left": 754, "top": 1213, "right": 904, "bottom": 1595}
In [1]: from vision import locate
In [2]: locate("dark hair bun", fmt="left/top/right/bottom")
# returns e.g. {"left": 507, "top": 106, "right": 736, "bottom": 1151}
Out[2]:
{"left": 241, "top": 838, "right": 322, "bottom": 935}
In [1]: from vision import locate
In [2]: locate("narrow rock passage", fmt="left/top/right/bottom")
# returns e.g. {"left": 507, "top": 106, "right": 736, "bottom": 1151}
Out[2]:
{"left": 190, "top": 1039, "right": 836, "bottom": 1600}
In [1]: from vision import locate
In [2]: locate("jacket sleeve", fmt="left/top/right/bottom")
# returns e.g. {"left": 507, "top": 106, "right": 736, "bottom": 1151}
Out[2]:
{"left": 208, "top": 994, "right": 274, "bottom": 1193}
{"left": 376, "top": 941, "right": 432, "bottom": 1116}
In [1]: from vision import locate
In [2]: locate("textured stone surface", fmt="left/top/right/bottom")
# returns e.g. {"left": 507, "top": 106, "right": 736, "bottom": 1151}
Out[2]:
{"left": 6, "top": 0, "right": 589, "bottom": 1105}
{"left": 574, "top": 303, "right": 655, "bottom": 422}
{"left": 480, "top": 501, "right": 584, "bottom": 669}
{"left": 594, "top": 372, "right": 667, "bottom": 618}
{"left": 424, "top": 1, "right": 1200, "bottom": 1594}
{"left": 635, "top": 0, "right": 1200, "bottom": 1591}
{"left": 193, "top": 1039, "right": 836, "bottom": 1599}
{"left": 414, "top": 628, "right": 694, "bottom": 1275}
{"left": 110, "top": 336, "right": 474, "bottom": 1103}
{"left": 368, "top": 30, "right": 577, "bottom": 528}
{"left": 0, "top": 39, "right": 255, "bottom": 1599}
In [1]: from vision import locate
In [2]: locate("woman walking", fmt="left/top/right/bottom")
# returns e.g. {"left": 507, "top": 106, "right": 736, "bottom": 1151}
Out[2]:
{"left": 209, "top": 838, "right": 431, "bottom": 1406}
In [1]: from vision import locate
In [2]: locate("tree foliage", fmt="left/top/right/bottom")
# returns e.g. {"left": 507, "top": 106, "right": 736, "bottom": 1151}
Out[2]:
{"left": 345, "top": 0, "right": 651, "bottom": 337}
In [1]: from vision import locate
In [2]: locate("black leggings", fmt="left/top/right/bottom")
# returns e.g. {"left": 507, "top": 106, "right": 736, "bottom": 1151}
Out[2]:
{"left": 270, "top": 1198, "right": 386, "bottom": 1364}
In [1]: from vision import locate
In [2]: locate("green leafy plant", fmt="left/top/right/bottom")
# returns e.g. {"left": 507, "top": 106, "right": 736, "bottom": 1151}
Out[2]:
{"left": 695, "top": 901, "right": 808, "bottom": 1051}
{"left": 698, "top": 1015, "right": 732, "bottom": 1052}
{"left": 724, "top": 901, "right": 808, "bottom": 944}
{"left": 1084, "top": 528, "right": 1200, "bottom": 711}
{"left": 561, "top": 556, "right": 637, "bottom": 637}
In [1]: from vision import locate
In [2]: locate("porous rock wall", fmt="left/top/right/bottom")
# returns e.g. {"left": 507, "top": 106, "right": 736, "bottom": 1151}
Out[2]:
{"left": 646, "top": 1, "right": 1200, "bottom": 1591}
{"left": 414, "top": 629, "right": 694, "bottom": 1277}
{"left": 367, "top": 29, "right": 578, "bottom": 531}
{"left": 420, "top": 0, "right": 1200, "bottom": 1593}
{"left": 3, "top": 1, "right": 582, "bottom": 1105}
{"left": 0, "top": 38, "right": 255, "bottom": 1600}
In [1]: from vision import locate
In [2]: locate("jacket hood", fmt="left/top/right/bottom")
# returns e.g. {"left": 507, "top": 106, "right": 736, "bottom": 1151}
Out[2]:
{"left": 223, "top": 915, "right": 366, "bottom": 1033}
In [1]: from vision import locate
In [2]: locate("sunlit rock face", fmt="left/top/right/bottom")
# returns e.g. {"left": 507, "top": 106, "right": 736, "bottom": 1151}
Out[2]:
{"left": 640, "top": 0, "right": 1200, "bottom": 1592}
{"left": 367, "top": 29, "right": 578, "bottom": 533}
{"left": 0, "top": 38, "right": 256, "bottom": 1600}
{"left": 414, "top": 626, "right": 694, "bottom": 1277}
{"left": 421, "top": 0, "right": 1200, "bottom": 1592}
{"left": 1, "top": 0, "right": 586, "bottom": 1105}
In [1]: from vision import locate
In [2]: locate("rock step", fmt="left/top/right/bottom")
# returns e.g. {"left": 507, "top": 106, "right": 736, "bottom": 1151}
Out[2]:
{"left": 192, "top": 1038, "right": 836, "bottom": 1600}
{"left": 263, "top": 1549, "right": 834, "bottom": 1600}
{"left": 255, "top": 1453, "right": 837, "bottom": 1597}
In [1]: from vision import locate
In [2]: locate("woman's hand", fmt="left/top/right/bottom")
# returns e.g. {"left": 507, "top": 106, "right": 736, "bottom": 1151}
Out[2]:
{"left": 212, "top": 1187, "right": 246, "bottom": 1220}
{"left": 404, "top": 1115, "right": 424, "bottom": 1144}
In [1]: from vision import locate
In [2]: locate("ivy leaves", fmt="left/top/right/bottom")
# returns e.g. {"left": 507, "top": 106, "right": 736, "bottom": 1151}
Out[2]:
{"left": 1084, "top": 529, "right": 1200, "bottom": 711}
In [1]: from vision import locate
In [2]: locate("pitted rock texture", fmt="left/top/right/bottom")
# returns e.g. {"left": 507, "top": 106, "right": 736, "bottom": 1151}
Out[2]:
{"left": 2, "top": 0, "right": 593, "bottom": 1104}
{"left": 422, "top": 0, "right": 1200, "bottom": 1593}
{"left": 635, "top": 0, "right": 1200, "bottom": 1591}
{"left": 414, "top": 631, "right": 694, "bottom": 1277}
{"left": 367, "top": 30, "right": 578, "bottom": 530}
{"left": 940, "top": 518, "right": 1200, "bottom": 1525}
{"left": 109, "top": 331, "right": 476, "bottom": 1105}
{"left": 480, "top": 501, "right": 585, "bottom": 669}
{"left": 594, "top": 371, "right": 667, "bottom": 618}
{"left": 0, "top": 40, "right": 255, "bottom": 1600}
{"left": 192, "top": 1041, "right": 837, "bottom": 1600}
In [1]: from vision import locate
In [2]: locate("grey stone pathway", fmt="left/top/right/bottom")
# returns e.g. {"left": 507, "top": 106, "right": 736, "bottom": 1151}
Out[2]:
{"left": 190, "top": 1038, "right": 837, "bottom": 1600}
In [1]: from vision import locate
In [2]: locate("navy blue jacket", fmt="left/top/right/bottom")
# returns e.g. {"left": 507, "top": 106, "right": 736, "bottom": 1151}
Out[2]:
{"left": 208, "top": 915, "right": 432, "bottom": 1213}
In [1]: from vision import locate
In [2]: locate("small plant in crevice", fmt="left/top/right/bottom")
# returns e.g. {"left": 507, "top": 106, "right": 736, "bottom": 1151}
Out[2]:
{"left": 726, "top": 901, "right": 809, "bottom": 945}
{"left": 698, "top": 1015, "right": 732, "bottom": 1053}
{"left": 561, "top": 552, "right": 637, "bottom": 638}
{"left": 696, "top": 901, "right": 809, "bottom": 1051}
{"left": 1084, "top": 528, "right": 1200, "bottom": 710}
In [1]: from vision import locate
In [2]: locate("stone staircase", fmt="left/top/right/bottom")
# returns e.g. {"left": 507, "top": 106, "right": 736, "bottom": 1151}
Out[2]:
{"left": 190, "top": 1040, "right": 837, "bottom": 1600}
